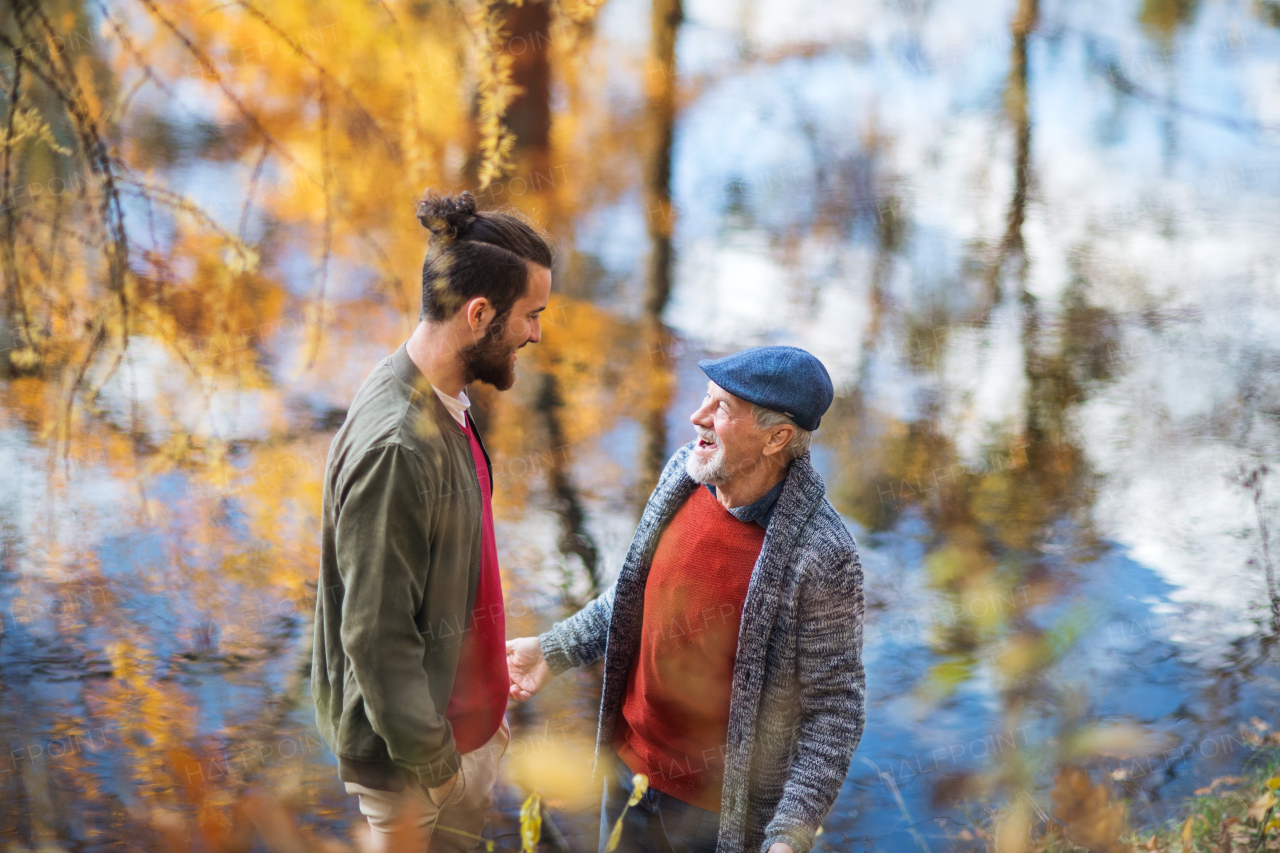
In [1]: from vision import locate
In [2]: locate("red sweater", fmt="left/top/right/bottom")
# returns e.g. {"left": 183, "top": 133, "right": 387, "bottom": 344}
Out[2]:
{"left": 613, "top": 486, "right": 766, "bottom": 811}
{"left": 444, "top": 417, "right": 508, "bottom": 754}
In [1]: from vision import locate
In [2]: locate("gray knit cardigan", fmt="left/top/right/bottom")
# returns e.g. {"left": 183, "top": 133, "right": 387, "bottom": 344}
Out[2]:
{"left": 538, "top": 443, "right": 865, "bottom": 853}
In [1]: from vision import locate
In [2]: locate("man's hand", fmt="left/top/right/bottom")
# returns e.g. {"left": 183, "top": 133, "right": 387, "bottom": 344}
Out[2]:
{"left": 766, "top": 844, "right": 793, "bottom": 853}
{"left": 506, "top": 637, "right": 554, "bottom": 701}
{"left": 425, "top": 771, "right": 459, "bottom": 807}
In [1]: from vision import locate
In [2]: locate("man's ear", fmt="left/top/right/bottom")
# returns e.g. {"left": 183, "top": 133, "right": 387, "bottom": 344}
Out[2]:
{"left": 464, "top": 296, "right": 493, "bottom": 333}
{"left": 761, "top": 424, "right": 795, "bottom": 458}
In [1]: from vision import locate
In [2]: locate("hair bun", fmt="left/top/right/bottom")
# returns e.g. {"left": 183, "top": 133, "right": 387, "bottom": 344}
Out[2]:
{"left": 416, "top": 189, "right": 478, "bottom": 239}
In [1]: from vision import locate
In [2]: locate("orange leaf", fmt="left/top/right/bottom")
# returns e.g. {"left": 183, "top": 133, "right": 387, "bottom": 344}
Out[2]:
{"left": 1050, "top": 766, "right": 1128, "bottom": 853}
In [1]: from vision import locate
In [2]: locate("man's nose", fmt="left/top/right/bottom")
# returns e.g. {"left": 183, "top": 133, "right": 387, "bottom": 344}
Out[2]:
{"left": 690, "top": 401, "right": 713, "bottom": 426}
{"left": 519, "top": 317, "right": 540, "bottom": 346}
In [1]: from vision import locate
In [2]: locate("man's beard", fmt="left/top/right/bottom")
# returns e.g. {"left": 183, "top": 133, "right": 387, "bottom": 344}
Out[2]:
{"left": 686, "top": 426, "right": 730, "bottom": 485}
{"left": 461, "top": 320, "right": 520, "bottom": 391}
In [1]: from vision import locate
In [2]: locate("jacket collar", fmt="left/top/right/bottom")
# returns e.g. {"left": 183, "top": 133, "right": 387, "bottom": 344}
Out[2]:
{"left": 390, "top": 343, "right": 465, "bottom": 437}
{"left": 767, "top": 451, "right": 827, "bottom": 535}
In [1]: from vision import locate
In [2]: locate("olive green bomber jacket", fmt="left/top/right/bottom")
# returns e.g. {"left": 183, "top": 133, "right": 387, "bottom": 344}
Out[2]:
{"left": 311, "top": 344, "right": 491, "bottom": 792}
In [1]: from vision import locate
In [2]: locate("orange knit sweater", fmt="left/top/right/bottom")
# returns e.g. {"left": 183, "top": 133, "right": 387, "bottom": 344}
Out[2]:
{"left": 613, "top": 486, "right": 766, "bottom": 811}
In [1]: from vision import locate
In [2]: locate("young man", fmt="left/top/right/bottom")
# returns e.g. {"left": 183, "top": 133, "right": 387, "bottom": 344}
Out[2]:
{"left": 312, "top": 190, "right": 553, "bottom": 853}
{"left": 507, "top": 346, "right": 865, "bottom": 853}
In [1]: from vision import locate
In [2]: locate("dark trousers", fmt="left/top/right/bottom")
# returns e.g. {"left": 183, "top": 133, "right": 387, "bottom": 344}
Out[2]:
{"left": 598, "top": 753, "right": 721, "bottom": 853}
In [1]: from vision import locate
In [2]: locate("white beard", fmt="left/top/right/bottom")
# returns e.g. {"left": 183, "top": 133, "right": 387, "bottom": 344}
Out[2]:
{"left": 686, "top": 429, "right": 730, "bottom": 485}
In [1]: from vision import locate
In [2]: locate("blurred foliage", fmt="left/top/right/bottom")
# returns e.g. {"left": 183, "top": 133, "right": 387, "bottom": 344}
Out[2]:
{"left": 1140, "top": 0, "right": 1201, "bottom": 38}
{"left": 0, "top": 0, "right": 658, "bottom": 844}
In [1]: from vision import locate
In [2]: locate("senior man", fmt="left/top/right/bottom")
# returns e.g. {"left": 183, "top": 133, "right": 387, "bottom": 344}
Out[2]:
{"left": 506, "top": 346, "right": 865, "bottom": 853}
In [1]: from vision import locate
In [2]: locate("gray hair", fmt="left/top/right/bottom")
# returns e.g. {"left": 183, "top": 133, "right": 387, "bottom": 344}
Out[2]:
{"left": 751, "top": 403, "right": 812, "bottom": 462}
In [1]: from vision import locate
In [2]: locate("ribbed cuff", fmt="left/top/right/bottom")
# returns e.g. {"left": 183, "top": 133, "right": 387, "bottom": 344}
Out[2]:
{"left": 339, "top": 750, "right": 464, "bottom": 793}
{"left": 537, "top": 629, "right": 575, "bottom": 676}
{"left": 337, "top": 755, "right": 410, "bottom": 792}
{"left": 761, "top": 826, "right": 813, "bottom": 853}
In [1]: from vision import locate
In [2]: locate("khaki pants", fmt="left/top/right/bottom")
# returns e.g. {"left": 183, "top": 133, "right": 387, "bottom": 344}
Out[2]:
{"left": 346, "top": 719, "right": 511, "bottom": 853}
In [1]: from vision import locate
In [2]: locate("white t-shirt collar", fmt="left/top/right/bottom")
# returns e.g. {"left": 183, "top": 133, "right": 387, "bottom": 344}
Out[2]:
{"left": 433, "top": 386, "right": 471, "bottom": 426}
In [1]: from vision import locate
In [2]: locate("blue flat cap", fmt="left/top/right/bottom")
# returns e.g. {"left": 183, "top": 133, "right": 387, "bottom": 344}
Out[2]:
{"left": 698, "top": 346, "right": 834, "bottom": 431}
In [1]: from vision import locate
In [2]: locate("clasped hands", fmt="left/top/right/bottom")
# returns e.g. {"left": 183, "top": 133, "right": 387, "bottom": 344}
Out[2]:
{"left": 505, "top": 636, "right": 554, "bottom": 701}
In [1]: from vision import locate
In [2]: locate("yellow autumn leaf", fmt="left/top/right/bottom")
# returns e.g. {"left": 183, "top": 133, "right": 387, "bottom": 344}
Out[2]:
{"left": 1064, "top": 722, "right": 1173, "bottom": 760}
{"left": 1247, "top": 790, "right": 1277, "bottom": 824}
{"left": 519, "top": 793, "right": 541, "bottom": 853}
